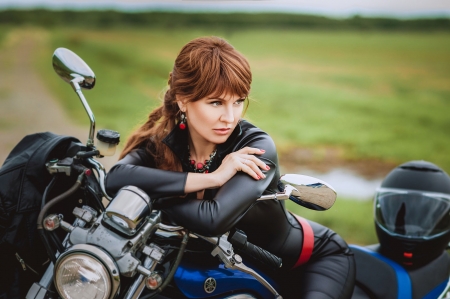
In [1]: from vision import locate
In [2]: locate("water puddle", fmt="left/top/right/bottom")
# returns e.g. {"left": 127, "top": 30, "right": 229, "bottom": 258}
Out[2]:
{"left": 286, "top": 168, "right": 383, "bottom": 200}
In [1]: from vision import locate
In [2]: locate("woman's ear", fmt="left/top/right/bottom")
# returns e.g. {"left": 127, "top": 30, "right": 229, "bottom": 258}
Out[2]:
{"left": 176, "top": 95, "right": 187, "bottom": 112}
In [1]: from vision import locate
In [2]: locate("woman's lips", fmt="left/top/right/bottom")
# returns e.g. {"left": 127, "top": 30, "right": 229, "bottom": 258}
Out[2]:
{"left": 213, "top": 128, "right": 231, "bottom": 135}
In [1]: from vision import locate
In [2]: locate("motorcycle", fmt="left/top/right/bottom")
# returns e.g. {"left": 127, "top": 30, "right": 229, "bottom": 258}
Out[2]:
{"left": 4, "top": 48, "right": 339, "bottom": 299}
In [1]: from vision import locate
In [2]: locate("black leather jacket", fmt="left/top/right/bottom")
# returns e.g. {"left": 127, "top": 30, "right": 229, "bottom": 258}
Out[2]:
{"left": 106, "top": 120, "right": 305, "bottom": 268}
{"left": 106, "top": 120, "right": 356, "bottom": 297}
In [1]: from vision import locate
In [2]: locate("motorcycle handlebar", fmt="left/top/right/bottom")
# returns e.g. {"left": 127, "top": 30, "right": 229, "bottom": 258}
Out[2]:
{"left": 159, "top": 226, "right": 283, "bottom": 269}
{"left": 76, "top": 150, "right": 100, "bottom": 158}
{"left": 244, "top": 241, "right": 283, "bottom": 269}
{"left": 229, "top": 229, "right": 282, "bottom": 269}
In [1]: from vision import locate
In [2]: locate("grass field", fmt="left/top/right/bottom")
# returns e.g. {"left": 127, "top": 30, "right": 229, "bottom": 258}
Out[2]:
{"left": 30, "top": 27, "right": 450, "bottom": 168}
{"left": 286, "top": 198, "right": 376, "bottom": 245}
{"left": 2, "top": 25, "right": 450, "bottom": 245}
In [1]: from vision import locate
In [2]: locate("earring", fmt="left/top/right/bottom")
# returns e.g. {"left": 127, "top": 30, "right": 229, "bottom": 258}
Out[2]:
{"left": 179, "top": 112, "right": 187, "bottom": 130}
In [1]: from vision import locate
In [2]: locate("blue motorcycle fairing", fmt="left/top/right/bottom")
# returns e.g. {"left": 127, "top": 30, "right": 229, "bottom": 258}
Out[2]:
{"left": 173, "top": 258, "right": 279, "bottom": 299}
{"left": 422, "top": 280, "right": 448, "bottom": 299}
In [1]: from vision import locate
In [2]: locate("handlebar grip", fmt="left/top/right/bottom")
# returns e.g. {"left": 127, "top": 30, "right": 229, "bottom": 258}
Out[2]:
{"left": 76, "top": 150, "right": 100, "bottom": 158}
{"left": 228, "top": 229, "right": 282, "bottom": 269}
{"left": 244, "top": 241, "right": 283, "bottom": 269}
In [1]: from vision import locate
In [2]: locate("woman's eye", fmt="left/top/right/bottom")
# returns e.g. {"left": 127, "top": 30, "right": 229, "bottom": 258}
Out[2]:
{"left": 235, "top": 99, "right": 245, "bottom": 105}
{"left": 210, "top": 101, "right": 221, "bottom": 106}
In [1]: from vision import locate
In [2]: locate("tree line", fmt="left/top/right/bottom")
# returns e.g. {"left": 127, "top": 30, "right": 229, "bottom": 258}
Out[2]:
{"left": 0, "top": 9, "right": 449, "bottom": 31}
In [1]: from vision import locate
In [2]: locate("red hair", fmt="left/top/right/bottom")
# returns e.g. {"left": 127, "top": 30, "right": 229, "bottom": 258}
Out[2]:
{"left": 120, "top": 36, "right": 252, "bottom": 170}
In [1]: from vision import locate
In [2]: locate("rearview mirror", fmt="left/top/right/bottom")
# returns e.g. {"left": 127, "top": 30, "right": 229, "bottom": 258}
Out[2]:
{"left": 52, "top": 47, "right": 96, "bottom": 146}
{"left": 279, "top": 174, "right": 336, "bottom": 210}
{"left": 52, "top": 47, "right": 96, "bottom": 89}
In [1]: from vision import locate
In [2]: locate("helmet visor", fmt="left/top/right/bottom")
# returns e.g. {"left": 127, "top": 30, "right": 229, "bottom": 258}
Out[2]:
{"left": 375, "top": 188, "right": 450, "bottom": 239}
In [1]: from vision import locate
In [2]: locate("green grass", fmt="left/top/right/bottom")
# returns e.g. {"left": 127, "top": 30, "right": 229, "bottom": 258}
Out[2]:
{"left": 5, "top": 26, "right": 450, "bottom": 245}
{"left": 0, "top": 26, "right": 10, "bottom": 47}
{"left": 244, "top": 31, "right": 450, "bottom": 164}
{"left": 29, "top": 27, "right": 450, "bottom": 173}
{"left": 286, "top": 198, "right": 377, "bottom": 245}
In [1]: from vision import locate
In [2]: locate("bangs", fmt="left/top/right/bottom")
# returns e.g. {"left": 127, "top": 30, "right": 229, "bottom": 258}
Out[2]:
{"left": 178, "top": 40, "right": 252, "bottom": 102}
{"left": 204, "top": 63, "right": 251, "bottom": 100}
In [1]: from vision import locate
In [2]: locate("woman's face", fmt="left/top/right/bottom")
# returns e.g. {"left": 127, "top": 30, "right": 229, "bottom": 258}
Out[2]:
{"left": 180, "top": 93, "right": 245, "bottom": 146}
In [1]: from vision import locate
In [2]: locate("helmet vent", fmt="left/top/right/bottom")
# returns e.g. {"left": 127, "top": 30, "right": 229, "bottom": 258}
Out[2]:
{"left": 399, "top": 160, "right": 442, "bottom": 173}
{"left": 400, "top": 165, "right": 441, "bottom": 173}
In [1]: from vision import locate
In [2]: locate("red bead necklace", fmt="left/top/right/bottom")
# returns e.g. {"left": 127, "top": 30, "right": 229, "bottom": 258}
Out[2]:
{"left": 188, "top": 146, "right": 217, "bottom": 173}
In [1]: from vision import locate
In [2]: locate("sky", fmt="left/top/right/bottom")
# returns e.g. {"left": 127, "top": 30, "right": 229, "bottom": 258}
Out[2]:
{"left": 1, "top": 0, "right": 450, "bottom": 18}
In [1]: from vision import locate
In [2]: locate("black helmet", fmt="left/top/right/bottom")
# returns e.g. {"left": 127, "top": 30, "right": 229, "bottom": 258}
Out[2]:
{"left": 374, "top": 160, "right": 450, "bottom": 268}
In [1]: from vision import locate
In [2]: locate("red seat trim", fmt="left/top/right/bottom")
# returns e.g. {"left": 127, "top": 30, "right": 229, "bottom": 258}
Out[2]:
{"left": 291, "top": 213, "right": 314, "bottom": 269}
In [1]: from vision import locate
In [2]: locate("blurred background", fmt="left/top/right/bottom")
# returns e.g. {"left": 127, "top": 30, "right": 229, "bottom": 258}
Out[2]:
{"left": 0, "top": 0, "right": 449, "bottom": 245}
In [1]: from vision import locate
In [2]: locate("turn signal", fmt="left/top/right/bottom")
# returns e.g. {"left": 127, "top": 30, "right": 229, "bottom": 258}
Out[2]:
{"left": 145, "top": 273, "right": 162, "bottom": 290}
{"left": 44, "top": 214, "right": 60, "bottom": 231}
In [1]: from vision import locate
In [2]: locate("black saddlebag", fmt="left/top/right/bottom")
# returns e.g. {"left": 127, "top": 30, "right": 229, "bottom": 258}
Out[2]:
{"left": 0, "top": 132, "right": 80, "bottom": 299}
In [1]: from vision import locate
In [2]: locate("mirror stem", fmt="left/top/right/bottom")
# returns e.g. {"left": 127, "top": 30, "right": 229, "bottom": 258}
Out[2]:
{"left": 258, "top": 185, "right": 297, "bottom": 201}
{"left": 70, "top": 78, "right": 96, "bottom": 147}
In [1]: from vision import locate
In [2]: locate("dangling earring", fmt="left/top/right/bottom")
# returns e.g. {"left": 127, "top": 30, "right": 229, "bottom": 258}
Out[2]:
{"left": 179, "top": 112, "right": 187, "bottom": 130}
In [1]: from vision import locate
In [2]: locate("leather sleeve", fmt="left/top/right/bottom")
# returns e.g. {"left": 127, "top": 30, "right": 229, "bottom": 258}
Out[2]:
{"left": 105, "top": 149, "right": 188, "bottom": 198}
{"left": 157, "top": 130, "right": 279, "bottom": 236}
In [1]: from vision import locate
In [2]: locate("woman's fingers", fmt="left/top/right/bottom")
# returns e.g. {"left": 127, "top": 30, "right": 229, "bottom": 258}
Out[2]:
{"left": 236, "top": 147, "right": 266, "bottom": 155}
{"left": 245, "top": 154, "right": 270, "bottom": 171}
{"left": 220, "top": 147, "right": 271, "bottom": 181}
{"left": 235, "top": 147, "right": 268, "bottom": 169}
{"left": 240, "top": 156, "right": 267, "bottom": 180}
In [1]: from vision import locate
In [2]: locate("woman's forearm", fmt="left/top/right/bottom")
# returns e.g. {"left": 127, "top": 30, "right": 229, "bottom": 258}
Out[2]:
{"left": 184, "top": 172, "right": 222, "bottom": 193}
{"left": 106, "top": 163, "right": 187, "bottom": 198}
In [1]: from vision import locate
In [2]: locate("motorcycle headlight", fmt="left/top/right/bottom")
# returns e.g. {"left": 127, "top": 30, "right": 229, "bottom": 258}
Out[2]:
{"left": 55, "top": 244, "right": 120, "bottom": 299}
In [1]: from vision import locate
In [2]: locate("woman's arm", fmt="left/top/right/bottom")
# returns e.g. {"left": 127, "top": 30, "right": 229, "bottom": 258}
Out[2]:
{"left": 105, "top": 150, "right": 188, "bottom": 198}
{"left": 106, "top": 146, "right": 268, "bottom": 198}
{"left": 156, "top": 130, "right": 279, "bottom": 236}
{"left": 184, "top": 147, "right": 268, "bottom": 193}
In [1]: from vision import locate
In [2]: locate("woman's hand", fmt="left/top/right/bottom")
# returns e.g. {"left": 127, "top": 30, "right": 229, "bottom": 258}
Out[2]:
{"left": 212, "top": 147, "right": 269, "bottom": 186}
{"left": 184, "top": 147, "right": 269, "bottom": 194}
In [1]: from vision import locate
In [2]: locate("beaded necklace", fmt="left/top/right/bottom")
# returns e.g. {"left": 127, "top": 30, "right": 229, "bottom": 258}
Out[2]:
{"left": 187, "top": 145, "right": 217, "bottom": 173}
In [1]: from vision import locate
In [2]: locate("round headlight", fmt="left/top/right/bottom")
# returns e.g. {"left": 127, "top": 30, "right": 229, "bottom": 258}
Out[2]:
{"left": 55, "top": 253, "right": 111, "bottom": 299}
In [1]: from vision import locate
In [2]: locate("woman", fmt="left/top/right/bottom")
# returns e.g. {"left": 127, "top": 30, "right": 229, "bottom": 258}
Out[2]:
{"left": 106, "top": 36, "right": 355, "bottom": 299}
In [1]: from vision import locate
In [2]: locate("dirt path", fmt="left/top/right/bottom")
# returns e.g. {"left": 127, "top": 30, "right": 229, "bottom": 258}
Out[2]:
{"left": 0, "top": 29, "right": 119, "bottom": 170}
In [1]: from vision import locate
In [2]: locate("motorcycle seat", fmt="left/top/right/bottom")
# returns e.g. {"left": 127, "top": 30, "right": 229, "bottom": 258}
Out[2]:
{"left": 350, "top": 245, "right": 399, "bottom": 299}
{"left": 350, "top": 244, "right": 450, "bottom": 299}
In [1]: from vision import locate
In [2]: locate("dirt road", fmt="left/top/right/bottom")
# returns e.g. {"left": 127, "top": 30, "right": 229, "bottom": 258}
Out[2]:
{"left": 0, "top": 29, "right": 118, "bottom": 170}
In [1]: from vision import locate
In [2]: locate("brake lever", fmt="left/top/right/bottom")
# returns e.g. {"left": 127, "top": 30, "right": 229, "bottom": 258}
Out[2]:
{"left": 209, "top": 235, "right": 283, "bottom": 299}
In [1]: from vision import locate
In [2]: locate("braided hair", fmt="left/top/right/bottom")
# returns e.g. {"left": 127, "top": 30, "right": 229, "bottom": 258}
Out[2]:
{"left": 120, "top": 36, "right": 252, "bottom": 171}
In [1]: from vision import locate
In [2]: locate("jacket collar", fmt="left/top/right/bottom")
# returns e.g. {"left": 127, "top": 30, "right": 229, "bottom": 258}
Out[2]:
{"left": 162, "top": 121, "right": 243, "bottom": 162}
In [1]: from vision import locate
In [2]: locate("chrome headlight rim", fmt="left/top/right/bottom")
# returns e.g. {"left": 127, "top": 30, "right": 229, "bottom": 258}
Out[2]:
{"left": 54, "top": 244, "right": 120, "bottom": 299}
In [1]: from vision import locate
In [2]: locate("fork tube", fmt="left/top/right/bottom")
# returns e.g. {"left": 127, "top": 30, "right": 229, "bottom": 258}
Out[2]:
{"left": 124, "top": 257, "right": 155, "bottom": 299}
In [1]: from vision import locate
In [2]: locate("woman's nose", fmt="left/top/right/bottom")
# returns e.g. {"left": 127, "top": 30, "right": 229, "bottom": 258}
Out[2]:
{"left": 220, "top": 106, "right": 235, "bottom": 123}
